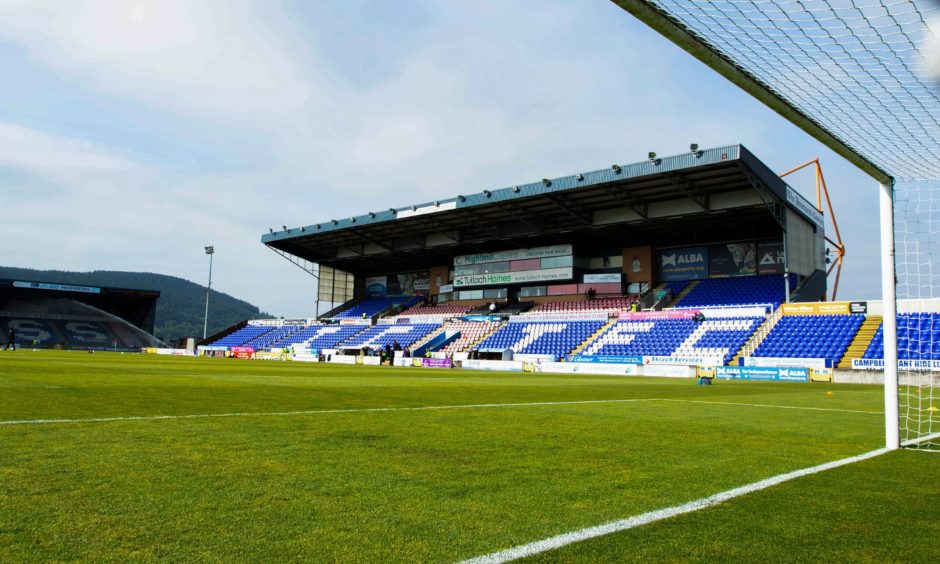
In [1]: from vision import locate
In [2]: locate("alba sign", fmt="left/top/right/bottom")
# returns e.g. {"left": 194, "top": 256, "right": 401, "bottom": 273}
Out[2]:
{"left": 659, "top": 246, "right": 708, "bottom": 281}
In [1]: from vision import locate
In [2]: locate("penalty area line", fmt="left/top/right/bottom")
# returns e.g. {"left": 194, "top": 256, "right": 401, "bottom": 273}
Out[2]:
{"left": 460, "top": 447, "right": 889, "bottom": 564}
{"left": 0, "top": 398, "right": 659, "bottom": 427}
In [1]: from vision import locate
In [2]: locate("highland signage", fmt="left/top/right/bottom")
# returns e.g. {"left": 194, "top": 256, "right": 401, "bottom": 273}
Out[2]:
{"left": 454, "top": 244, "right": 572, "bottom": 266}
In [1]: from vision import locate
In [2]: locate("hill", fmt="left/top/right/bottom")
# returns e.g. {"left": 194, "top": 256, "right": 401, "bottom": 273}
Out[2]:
{"left": 0, "top": 267, "right": 272, "bottom": 340}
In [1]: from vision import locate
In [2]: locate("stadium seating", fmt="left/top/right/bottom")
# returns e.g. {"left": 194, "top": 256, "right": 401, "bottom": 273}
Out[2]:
{"left": 273, "top": 324, "right": 368, "bottom": 351}
{"left": 474, "top": 320, "right": 606, "bottom": 360}
{"left": 244, "top": 324, "right": 302, "bottom": 349}
{"left": 665, "top": 280, "right": 689, "bottom": 296}
{"left": 400, "top": 304, "right": 472, "bottom": 317}
{"left": 0, "top": 316, "right": 140, "bottom": 350}
{"left": 342, "top": 323, "right": 441, "bottom": 351}
{"left": 863, "top": 313, "right": 940, "bottom": 360}
{"left": 534, "top": 296, "right": 637, "bottom": 314}
{"left": 675, "top": 275, "right": 789, "bottom": 308}
{"left": 752, "top": 314, "right": 864, "bottom": 362}
{"left": 332, "top": 297, "right": 423, "bottom": 319}
{"left": 208, "top": 325, "right": 275, "bottom": 349}
{"left": 582, "top": 317, "right": 761, "bottom": 364}
{"left": 438, "top": 321, "right": 503, "bottom": 355}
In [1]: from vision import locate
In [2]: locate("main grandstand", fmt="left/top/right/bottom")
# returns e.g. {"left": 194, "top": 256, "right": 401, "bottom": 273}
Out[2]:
{"left": 194, "top": 143, "right": 921, "bottom": 375}
{"left": 0, "top": 278, "right": 164, "bottom": 351}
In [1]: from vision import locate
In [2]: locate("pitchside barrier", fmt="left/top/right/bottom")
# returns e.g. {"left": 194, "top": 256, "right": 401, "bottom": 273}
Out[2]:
{"left": 203, "top": 344, "right": 843, "bottom": 383}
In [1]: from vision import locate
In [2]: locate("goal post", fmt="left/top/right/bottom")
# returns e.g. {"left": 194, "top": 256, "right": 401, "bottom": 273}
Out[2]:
{"left": 880, "top": 181, "right": 900, "bottom": 450}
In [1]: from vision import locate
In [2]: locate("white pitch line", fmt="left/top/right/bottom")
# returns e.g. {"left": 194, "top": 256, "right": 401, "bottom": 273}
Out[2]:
{"left": 0, "top": 398, "right": 659, "bottom": 427}
{"left": 902, "top": 430, "right": 940, "bottom": 448}
{"left": 659, "top": 398, "right": 882, "bottom": 415}
{"left": 460, "top": 447, "right": 889, "bottom": 564}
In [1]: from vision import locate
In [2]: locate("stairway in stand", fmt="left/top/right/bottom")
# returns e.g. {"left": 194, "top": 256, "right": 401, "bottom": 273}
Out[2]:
{"left": 838, "top": 315, "right": 883, "bottom": 369}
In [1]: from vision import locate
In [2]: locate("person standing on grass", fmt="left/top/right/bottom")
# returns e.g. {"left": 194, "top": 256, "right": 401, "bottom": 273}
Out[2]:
{"left": 4, "top": 327, "right": 14, "bottom": 351}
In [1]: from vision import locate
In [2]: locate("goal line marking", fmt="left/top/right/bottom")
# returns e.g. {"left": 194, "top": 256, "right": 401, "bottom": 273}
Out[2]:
{"left": 460, "top": 447, "right": 889, "bottom": 564}
{"left": 0, "top": 398, "right": 659, "bottom": 427}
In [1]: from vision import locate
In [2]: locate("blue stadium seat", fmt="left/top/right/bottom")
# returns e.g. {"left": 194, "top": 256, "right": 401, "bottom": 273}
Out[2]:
{"left": 675, "top": 275, "right": 794, "bottom": 308}
{"left": 475, "top": 320, "right": 606, "bottom": 361}
{"left": 753, "top": 314, "right": 864, "bottom": 363}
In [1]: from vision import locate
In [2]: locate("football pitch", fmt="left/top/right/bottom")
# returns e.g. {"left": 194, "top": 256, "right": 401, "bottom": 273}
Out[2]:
{"left": 1, "top": 352, "right": 936, "bottom": 561}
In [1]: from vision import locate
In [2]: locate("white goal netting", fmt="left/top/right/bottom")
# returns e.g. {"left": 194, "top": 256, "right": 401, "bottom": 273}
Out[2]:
{"left": 622, "top": 0, "right": 940, "bottom": 449}
{"left": 896, "top": 179, "right": 940, "bottom": 450}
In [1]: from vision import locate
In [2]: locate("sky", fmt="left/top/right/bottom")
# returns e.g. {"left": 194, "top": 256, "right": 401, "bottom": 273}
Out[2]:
{"left": 0, "top": 0, "right": 889, "bottom": 318}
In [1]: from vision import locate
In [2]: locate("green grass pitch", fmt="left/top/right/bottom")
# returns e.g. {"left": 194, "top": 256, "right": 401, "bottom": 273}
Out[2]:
{"left": 0, "top": 351, "right": 936, "bottom": 561}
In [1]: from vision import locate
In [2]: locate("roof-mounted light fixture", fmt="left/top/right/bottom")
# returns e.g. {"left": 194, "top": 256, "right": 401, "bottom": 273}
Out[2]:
{"left": 483, "top": 190, "right": 491, "bottom": 197}
{"left": 575, "top": 173, "right": 584, "bottom": 181}
{"left": 612, "top": 164, "right": 622, "bottom": 174}
{"left": 542, "top": 178, "right": 552, "bottom": 187}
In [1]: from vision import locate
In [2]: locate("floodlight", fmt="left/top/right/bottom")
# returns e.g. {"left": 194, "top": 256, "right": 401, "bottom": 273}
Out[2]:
{"left": 690, "top": 143, "right": 699, "bottom": 152}
{"left": 269, "top": 228, "right": 274, "bottom": 234}
{"left": 648, "top": 151, "right": 657, "bottom": 160}
{"left": 282, "top": 225, "right": 287, "bottom": 231}
{"left": 612, "top": 164, "right": 622, "bottom": 173}
{"left": 369, "top": 212, "right": 376, "bottom": 218}
{"left": 575, "top": 173, "right": 584, "bottom": 181}
{"left": 483, "top": 190, "right": 491, "bottom": 197}
{"left": 457, "top": 195, "right": 465, "bottom": 202}
{"left": 512, "top": 186, "right": 520, "bottom": 193}
{"left": 542, "top": 178, "right": 552, "bottom": 187}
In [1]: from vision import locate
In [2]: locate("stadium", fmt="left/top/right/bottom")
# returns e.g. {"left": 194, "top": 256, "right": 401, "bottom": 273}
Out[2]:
{"left": 2, "top": 2, "right": 939, "bottom": 562}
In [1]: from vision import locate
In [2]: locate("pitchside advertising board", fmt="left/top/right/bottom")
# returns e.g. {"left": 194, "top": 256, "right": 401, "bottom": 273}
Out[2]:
{"left": 717, "top": 366, "right": 809, "bottom": 382}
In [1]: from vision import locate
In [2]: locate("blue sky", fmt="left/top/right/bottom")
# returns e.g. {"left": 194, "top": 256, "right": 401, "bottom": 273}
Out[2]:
{"left": 0, "top": 0, "right": 886, "bottom": 317}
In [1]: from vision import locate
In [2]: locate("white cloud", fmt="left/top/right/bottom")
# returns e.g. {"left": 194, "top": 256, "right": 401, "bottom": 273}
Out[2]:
{"left": 0, "top": 0, "right": 887, "bottom": 318}
{"left": 0, "top": 0, "right": 315, "bottom": 117}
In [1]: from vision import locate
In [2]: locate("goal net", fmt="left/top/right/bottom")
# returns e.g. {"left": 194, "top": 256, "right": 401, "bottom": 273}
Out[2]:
{"left": 614, "top": 0, "right": 940, "bottom": 449}
{"left": 896, "top": 179, "right": 940, "bottom": 450}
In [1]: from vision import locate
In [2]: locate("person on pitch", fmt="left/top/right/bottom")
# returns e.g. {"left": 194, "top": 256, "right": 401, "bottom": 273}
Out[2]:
{"left": 4, "top": 327, "right": 15, "bottom": 351}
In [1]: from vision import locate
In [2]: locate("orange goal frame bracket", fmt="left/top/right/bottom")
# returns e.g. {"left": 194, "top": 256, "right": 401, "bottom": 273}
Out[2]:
{"left": 779, "top": 158, "right": 845, "bottom": 301}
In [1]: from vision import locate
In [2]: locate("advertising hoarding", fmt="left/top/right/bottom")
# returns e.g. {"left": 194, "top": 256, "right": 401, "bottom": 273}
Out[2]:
{"left": 659, "top": 246, "right": 708, "bottom": 281}
{"left": 454, "top": 267, "right": 573, "bottom": 288}
{"left": 455, "top": 244, "right": 572, "bottom": 266}
{"left": 757, "top": 241, "right": 785, "bottom": 275}
{"left": 709, "top": 242, "right": 756, "bottom": 277}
